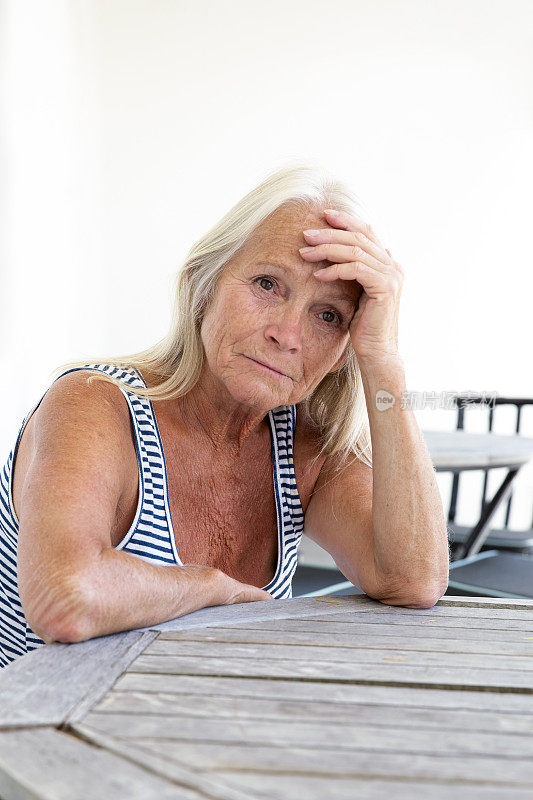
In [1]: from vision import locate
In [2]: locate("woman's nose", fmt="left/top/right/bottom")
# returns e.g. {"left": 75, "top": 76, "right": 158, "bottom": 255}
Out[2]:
{"left": 264, "top": 308, "right": 304, "bottom": 349}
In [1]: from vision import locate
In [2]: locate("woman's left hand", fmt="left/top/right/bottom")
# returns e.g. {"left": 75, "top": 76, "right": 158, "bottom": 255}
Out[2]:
{"left": 299, "top": 208, "right": 404, "bottom": 365}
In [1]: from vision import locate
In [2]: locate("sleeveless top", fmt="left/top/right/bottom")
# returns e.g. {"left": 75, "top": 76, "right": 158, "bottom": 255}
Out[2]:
{"left": 0, "top": 363, "right": 305, "bottom": 669}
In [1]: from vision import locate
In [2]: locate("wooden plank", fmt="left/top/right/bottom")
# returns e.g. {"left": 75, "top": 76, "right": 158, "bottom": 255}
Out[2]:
{"left": 294, "top": 605, "right": 533, "bottom": 621}
{"left": 104, "top": 737, "right": 533, "bottom": 786}
{"left": 113, "top": 672, "right": 533, "bottom": 712}
{"left": 0, "top": 630, "right": 157, "bottom": 728}
{"left": 143, "top": 638, "right": 533, "bottom": 671}
{"left": 158, "top": 604, "right": 533, "bottom": 622}
{"left": 0, "top": 727, "right": 202, "bottom": 800}
{"left": 216, "top": 618, "right": 533, "bottom": 642}
{"left": 205, "top": 772, "right": 533, "bottom": 800}
{"left": 70, "top": 724, "right": 273, "bottom": 800}
{"left": 436, "top": 597, "right": 533, "bottom": 610}
{"left": 155, "top": 626, "right": 533, "bottom": 656}
{"left": 77, "top": 712, "right": 533, "bottom": 757}
{"left": 229, "top": 611, "right": 533, "bottom": 632}
{"left": 66, "top": 630, "right": 159, "bottom": 725}
{"left": 93, "top": 689, "right": 533, "bottom": 733}
{"left": 128, "top": 653, "right": 533, "bottom": 691}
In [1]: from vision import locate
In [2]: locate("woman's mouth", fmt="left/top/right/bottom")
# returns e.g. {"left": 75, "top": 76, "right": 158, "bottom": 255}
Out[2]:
{"left": 245, "top": 356, "right": 287, "bottom": 377}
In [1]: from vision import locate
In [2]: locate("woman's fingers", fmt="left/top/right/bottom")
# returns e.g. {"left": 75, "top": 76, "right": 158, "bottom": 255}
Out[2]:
{"left": 313, "top": 261, "right": 394, "bottom": 297}
{"left": 323, "top": 208, "right": 384, "bottom": 248}
{"left": 300, "top": 241, "right": 392, "bottom": 275}
{"left": 302, "top": 227, "right": 387, "bottom": 264}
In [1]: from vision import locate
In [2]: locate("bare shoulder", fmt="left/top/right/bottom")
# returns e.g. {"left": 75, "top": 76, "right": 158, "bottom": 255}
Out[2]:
{"left": 12, "top": 369, "right": 134, "bottom": 522}
{"left": 30, "top": 369, "right": 134, "bottom": 451}
{"left": 42, "top": 368, "right": 133, "bottom": 417}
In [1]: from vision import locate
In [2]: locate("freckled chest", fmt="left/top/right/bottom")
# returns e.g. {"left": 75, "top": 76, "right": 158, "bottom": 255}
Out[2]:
{"left": 113, "top": 406, "right": 324, "bottom": 588}
{"left": 163, "top": 427, "right": 279, "bottom": 587}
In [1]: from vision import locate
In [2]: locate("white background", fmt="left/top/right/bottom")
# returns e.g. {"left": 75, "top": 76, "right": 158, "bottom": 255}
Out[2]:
{"left": 1, "top": 0, "right": 532, "bottom": 530}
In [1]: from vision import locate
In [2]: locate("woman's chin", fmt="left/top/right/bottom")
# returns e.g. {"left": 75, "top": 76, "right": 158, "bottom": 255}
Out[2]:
{"left": 229, "top": 378, "right": 289, "bottom": 409}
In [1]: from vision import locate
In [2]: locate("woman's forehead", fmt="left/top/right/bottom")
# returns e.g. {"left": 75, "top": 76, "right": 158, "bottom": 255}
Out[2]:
{"left": 244, "top": 207, "right": 329, "bottom": 258}
{"left": 262, "top": 204, "right": 325, "bottom": 236}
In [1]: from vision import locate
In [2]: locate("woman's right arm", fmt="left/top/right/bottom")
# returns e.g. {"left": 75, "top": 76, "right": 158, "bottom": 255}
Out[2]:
{"left": 17, "top": 372, "right": 273, "bottom": 645}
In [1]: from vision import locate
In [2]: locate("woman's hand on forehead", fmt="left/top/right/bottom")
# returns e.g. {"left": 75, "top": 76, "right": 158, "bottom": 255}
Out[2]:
{"left": 298, "top": 208, "right": 404, "bottom": 365}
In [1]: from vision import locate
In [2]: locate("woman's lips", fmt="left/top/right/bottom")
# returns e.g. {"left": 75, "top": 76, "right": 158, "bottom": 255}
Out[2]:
{"left": 245, "top": 356, "right": 287, "bottom": 377}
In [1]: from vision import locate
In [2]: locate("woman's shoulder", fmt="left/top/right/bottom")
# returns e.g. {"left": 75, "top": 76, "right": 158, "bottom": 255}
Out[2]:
{"left": 43, "top": 366, "right": 140, "bottom": 419}
{"left": 32, "top": 367, "right": 139, "bottom": 449}
{"left": 10, "top": 368, "right": 136, "bottom": 526}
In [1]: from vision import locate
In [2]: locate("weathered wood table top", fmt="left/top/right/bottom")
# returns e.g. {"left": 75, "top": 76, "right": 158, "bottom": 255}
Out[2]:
{"left": 2, "top": 593, "right": 533, "bottom": 799}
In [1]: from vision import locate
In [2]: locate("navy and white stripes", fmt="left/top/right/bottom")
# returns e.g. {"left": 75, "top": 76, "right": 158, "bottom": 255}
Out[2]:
{"left": 0, "top": 363, "right": 305, "bottom": 668}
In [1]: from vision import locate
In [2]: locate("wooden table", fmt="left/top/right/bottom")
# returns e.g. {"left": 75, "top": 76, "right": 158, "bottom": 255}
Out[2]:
{"left": 2, "top": 593, "right": 533, "bottom": 798}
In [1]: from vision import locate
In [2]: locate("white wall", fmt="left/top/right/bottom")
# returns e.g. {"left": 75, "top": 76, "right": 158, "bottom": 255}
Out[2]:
{"left": 1, "top": 0, "right": 532, "bottom": 528}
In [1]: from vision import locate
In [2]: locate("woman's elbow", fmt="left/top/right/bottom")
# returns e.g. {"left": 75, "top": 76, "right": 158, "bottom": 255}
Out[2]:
{"left": 23, "top": 574, "right": 97, "bottom": 645}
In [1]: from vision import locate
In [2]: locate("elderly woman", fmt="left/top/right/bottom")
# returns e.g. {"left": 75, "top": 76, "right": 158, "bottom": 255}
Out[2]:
{"left": 0, "top": 165, "right": 449, "bottom": 668}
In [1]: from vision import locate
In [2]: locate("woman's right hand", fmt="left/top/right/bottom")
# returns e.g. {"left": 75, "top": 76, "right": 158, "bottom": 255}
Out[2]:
{"left": 212, "top": 568, "right": 275, "bottom": 605}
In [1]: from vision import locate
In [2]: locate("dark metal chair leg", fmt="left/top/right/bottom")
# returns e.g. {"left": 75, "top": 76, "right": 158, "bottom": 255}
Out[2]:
{"left": 451, "top": 467, "right": 521, "bottom": 561}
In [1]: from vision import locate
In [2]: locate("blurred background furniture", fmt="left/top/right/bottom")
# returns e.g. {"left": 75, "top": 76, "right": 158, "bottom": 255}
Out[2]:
{"left": 293, "top": 396, "right": 533, "bottom": 600}
{"left": 442, "top": 395, "right": 533, "bottom": 598}
{"left": 446, "top": 396, "right": 533, "bottom": 556}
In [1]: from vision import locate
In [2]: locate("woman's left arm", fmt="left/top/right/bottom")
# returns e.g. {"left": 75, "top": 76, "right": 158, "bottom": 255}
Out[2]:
{"left": 300, "top": 209, "right": 450, "bottom": 596}
{"left": 358, "top": 352, "right": 450, "bottom": 593}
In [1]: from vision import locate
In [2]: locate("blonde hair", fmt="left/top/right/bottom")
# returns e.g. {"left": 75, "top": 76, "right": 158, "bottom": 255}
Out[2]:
{"left": 52, "top": 159, "right": 373, "bottom": 471}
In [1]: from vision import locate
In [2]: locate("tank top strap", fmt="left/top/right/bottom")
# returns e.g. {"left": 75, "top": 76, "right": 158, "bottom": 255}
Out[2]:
{"left": 266, "top": 404, "right": 305, "bottom": 598}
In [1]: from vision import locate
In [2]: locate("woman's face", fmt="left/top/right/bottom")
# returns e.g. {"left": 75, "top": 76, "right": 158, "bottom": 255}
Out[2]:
{"left": 200, "top": 204, "right": 362, "bottom": 411}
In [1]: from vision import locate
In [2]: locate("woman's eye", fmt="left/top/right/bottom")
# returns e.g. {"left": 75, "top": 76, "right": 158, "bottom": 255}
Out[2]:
{"left": 256, "top": 276, "right": 275, "bottom": 292}
{"left": 320, "top": 310, "right": 342, "bottom": 326}
{"left": 254, "top": 276, "right": 342, "bottom": 327}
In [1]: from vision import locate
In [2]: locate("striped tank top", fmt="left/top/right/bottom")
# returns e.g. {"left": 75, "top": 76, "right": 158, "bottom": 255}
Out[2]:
{"left": 0, "top": 363, "right": 305, "bottom": 668}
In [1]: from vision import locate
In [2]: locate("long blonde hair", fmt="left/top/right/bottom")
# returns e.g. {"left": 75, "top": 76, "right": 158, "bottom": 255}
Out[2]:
{"left": 52, "top": 160, "right": 373, "bottom": 471}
